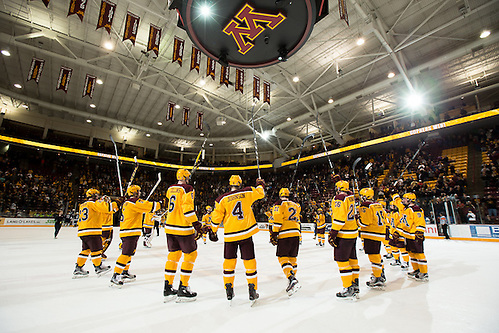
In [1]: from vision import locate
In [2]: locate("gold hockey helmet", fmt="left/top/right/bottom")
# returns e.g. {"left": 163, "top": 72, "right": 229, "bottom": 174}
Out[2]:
{"left": 127, "top": 185, "right": 141, "bottom": 196}
{"left": 335, "top": 180, "right": 349, "bottom": 192}
{"left": 279, "top": 188, "right": 290, "bottom": 197}
{"left": 359, "top": 188, "right": 374, "bottom": 201}
{"left": 403, "top": 192, "right": 416, "bottom": 202}
{"left": 206, "top": 206, "right": 212, "bottom": 212}
{"left": 86, "top": 188, "right": 100, "bottom": 198}
{"left": 176, "top": 169, "right": 191, "bottom": 182}
{"left": 229, "top": 175, "right": 243, "bottom": 187}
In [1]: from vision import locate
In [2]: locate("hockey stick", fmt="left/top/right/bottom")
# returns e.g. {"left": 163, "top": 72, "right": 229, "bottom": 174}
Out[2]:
{"left": 250, "top": 101, "right": 261, "bottom": 179}
{"left": 110, "top": 135, "right": 124, "bottom": 197}
{"left": 316, "top": 113, "right": 334, "bottom": 171}
{"left": 191, "top": 122, "right": 211, "bottom": 178}
{"left": 394, "top": 141, "right": 426, "bottom": 185}
{"left": 126, "top": 156, "right": 139, "bottom": 193}
{"left": 352, "top": 157, "right": 362, "bottom": 196}
{"left": 365, "top": 162, "right": 373, "bottom": 188}
{"left": 146, "top": 172, "right": 161, "bottom": 201}
{"left": 290, "top": 133, "right": 315, "bottom": 189}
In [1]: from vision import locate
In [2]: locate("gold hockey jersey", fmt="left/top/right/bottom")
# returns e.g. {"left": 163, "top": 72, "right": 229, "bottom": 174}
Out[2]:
{"left": 330, "top": 192, "right": 358, "bottom": 239}
{"left": 358, "top": 201, "right": 386, "bottom": 241}
{"left": 78, "top": 199, "right": 114, "bottom": 237}
{"left": 165, "top": 184, "right": 197, "bottom": 236}
{"left": 272, "top": 199, "right": 301, "bottom": 239}
{"left": 121, "top": 198, "right": 160, "bottom": 237}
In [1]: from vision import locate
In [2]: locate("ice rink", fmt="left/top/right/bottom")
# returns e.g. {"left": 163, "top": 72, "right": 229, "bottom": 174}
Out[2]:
{"left": 1, "top": 227, "right": 498, "bottom": 333}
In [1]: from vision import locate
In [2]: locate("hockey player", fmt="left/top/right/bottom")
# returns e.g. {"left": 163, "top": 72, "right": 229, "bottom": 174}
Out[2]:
{"left": 270, "top": 188, "right": 302, "bottom": 296}
{"left": 163, "top": 169, "right": 202, "bottom": 302}
{"left": 201, "top": 206, "right": 213, "bottom": 244}
{"left": 377, "top": 193, "right": 393, "bottom": 260}
{"left": 315, "top": 208, "right": 326, "bottom": 246}
{"left": 328, "top": 180, "right": 359, "bottom": 299}
{"left": 110, "top": 185, "right": 161, "bottom": 287}
{"left": 210, "top": 175, "right": 265, "bottom": 304}
{"left": 388, "top": 201, "right": 410, "bottom": 270}
{"left": 400, "top": 193, "right": 429, "bottom": 281}
{"left": 142, "top": 212, "right": 155, "bottom": 248}
{"left": 73, "top": 189, "right": 115, "bottom": 278}
{"left": 358, "top": 188, "right": 387, "bottom": 289}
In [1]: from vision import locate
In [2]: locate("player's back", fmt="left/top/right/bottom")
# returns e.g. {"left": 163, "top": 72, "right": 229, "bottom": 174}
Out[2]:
{"left": 331, "top": 192, "right": 358, "bottom": 239}
{"left": 165, "top": 184, "right": 197, "bottom": 235}
{"left": 272, "top": 199, "right": 301, "bottom": 238}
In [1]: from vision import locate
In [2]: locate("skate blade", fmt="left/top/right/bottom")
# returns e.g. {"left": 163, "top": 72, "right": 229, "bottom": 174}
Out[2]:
{"left": 336, "top": 295, "right": 359, "bottom": 301}
{"left": 109, "top": 283, "right": 123, "bottom": 289}
{"left": 122, "top": 278, "right": 136, "bottom": 283}
{"left": 250, "top": 299, "right": 258, "bottom": 307}
{"left": 287, "top": 284, "right": 302, "bottom": 297}
{"left": 72, "top": 275, "right": 89, "bottom": 279}
{"left": 96, "top": 270, "right": 111, "bottom": 277}
{"left": 367, "top": 285, "right": 385, "bottom": 290}
{"left": 163, "top": 295, "right": 177, "bottom": 303}
{"left": 176, "top": 296, "right": 197, "bottom": 303}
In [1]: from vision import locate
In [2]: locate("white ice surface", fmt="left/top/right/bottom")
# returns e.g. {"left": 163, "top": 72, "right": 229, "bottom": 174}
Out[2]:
{"left": 0, "top": 227, "right": 498, "bottom": 333}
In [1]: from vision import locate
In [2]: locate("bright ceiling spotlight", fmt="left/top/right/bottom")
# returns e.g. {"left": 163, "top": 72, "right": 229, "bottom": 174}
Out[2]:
{"left": 13, "top": 83, "right": 22, "bottom": 89}
{"left": 480, "top": 30, "right": 491, "bottom": 39}
{"left": 356, "top": 37, "right": 365, "bottom": 46}
{"left": 175, "top": 104, "right": 181, "bottom": 109}
{"left": 200, "top": 133, "right": 205, "bottom": 136}
{"left": 231, "top": 141, "right": 236, "bottom": 145}
{"left": 200, "top": 4, "right": 212, "bottom": 17}
{"left": 1, "top": 50, "right": 11, "bottom": 56}
{"left": 86, "top": 119, "right": 92, "bottom": 123}
{"left": 406, "top": 92, "right": 424, "bottom": 109}
{"left": 21, "top": 104, "right": 28, "bottom": 109}
{"left": 387, "top": 72, "right": 396, "bottom": 79}
{"left": 292, "top": 76, "right": 299, "bottom": 83}
{"left": 328, "top": 97, "right": 334, "bottom": 104}
{"left": 96, "top": 79, "right": 103, "bottom": 85}
{"left": 209, "top": 143, "right": 213, "bottom": 146}
{"left": 199, "top": 79, "right": 206, "bottom": 86}
{"left": 146, "top": 133, "right": 151, "bottom": 137}
{"left": 157, "top": 121, "right": 163, "bottom": 126}
{"left": 261, "top": 131, "right": 271, "bottom": 140}
{"left": 89, "top": 103, "right": 96, "bottom": 108}
{"left": 104, "top": 41, "right": 114, "bottom": 50}
{"left": 287, "top": 117, "right": 292, "bottom": 121}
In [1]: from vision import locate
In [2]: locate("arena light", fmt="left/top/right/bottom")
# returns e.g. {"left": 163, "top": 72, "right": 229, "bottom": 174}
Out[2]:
{"left": 14, "top": 83, "right": 22, "bottom": 89}
{"left": 480, "top": 30, "right": 491, "bottom": 39}
{"left": 157, "top": 121, "right": 163, "bottom": 126}
{"left": 406, "top": 92, "right": 424, "bottom": 109}
{"left": 209, "top": 143, "right": 213, "bottom": 146}
{"left": 200, "top": 4, "right": 212, "bottom": 17}
{"left": 356, "top": 38, "right": 365, "bottom": 46}
{"left": 175, "top": 104, "right": 181, "bottom": 109}
{"left": 86, "top": 119, "right": 92, "bottom": 123}
{"left": 89, "top": 103, "right": 96, "bottom": 108}
{"left": 292, "top": 76, "right": 299, "bottom": 83}
{"left": 261, "top": 131, "right": 271, "bottom": 140}
{"left": 199, "top": 79, "right": 206, "bottom": 86}
{"left": 146, "top": 133, "right": 151, "bottom": 137}
{"left": 96, "top": 79, "right": 103, "bottom": 85}
{"left": 104, "top": 41, "right": 114, "bottom": 50}
{"left": 287, "top": 117, "right": 292, "bottom": 121}
{"left": 200, "top": 133, "right": 205, "bottom": 136}
{"left": 1, "top": 50, "right": 11, "bottom": 56}
{"left": 387, "top": 72, "right": 395, "bottom": 79}
{"left": 328, "top": 97, "right": 334, "bottom": 104}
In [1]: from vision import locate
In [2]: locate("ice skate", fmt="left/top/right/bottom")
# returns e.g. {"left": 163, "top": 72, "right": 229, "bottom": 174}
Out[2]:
{"left": 400, "top": 262, "right": 409, "bottom": 270}
{"left": 366, "top": 276, "right": 385, "bottom": 290}
{"left": 248, "top": 283, "right": 259, "bottom": 306}
{"left": 143, "top": 237, "right": 152, "bottom": 248}
{"left": 352, "top": 278, "right": 360, "bottom": 294}
{"left": 101, "top": 253, "right": 107, "bottom": 260}
{"left": 176, "top": 282, "right": 197, "bottom": 302}
{"left": 122, "top": 270, "right": 136, "bottom": 283}
{"left": 383, "top": 253, "right": 394, "bottom": 260}
{"left": 110, "top": 273, "right": 123, "bottom": 288}
{"left": 390, "top": 259, "right": 401, "bottom": 266}
{"left": 225, "top": 283, "right": 234, "bottom": 304}
{"left": 163, "top": 281, "right": 177, "bottom": 302}
{"left": 336, "top": 286, "right": 358, "bottom": 300}
{"left": 380, "top": 269, "right": 386, "bottom": 283}
{"left": 95, "top": 264, "right": 111, "bottom": 277}
{"left": 286, "top": 274, "right": 301, "bottom": 297}
{"left": 407, "top": 269, "right": 420, "bottom": 279}
{"left": 72, "top": 265, "right": 89, "bottom": 279}
{"left": 415, "top": 272, "right": 429, "bottom": 282}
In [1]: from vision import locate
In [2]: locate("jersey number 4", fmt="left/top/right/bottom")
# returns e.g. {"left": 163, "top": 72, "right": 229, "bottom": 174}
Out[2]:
{"left": 232, "top": 201, "right": 244, "bottom": 220}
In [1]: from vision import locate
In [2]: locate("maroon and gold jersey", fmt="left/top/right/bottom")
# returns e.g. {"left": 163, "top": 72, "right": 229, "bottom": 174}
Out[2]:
{"left": 121, "top": 198, "right": 160, "bottom": 237}
{"left": 314, "top": 212, "right": 326, "bottom": 229}
{"left": 272, "top": 199, "right": 301, "bottom": 239}
{"left": 101, "top": 201, "right": 118, "bottom": 232}
{"left": 142, "top": 212, "right": 155, "bottom": 229}
{"left": 399, "top": 204, "right": 426, "bottom": 240}
{"left": 78, "top": 199, "right": 114, "bottom": 237}
{"left": 201, "top": 212, "right": 212, "bottom": 227}
{"left": 330, "top": 192, "right": 358, "bottom": 239}
{"left": 358, "top": 201, "right": 386, "bottom": 241}
{"left": 165, "top": 184, "right": 197, "bottom": 236}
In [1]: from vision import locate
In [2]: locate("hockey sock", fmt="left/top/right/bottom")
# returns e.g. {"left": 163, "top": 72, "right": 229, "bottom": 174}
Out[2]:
{"left": 368, "top": 254, "right": 382, "bottom": 277}
{"left": 414, "top": 253, "right": 428, "bottom": 274}
{"left": 289, "top": 257, "right": 298, "bottom": 274}
{"left": 319, "top": 234, "right": 324, "bottom": 245}
{"left": 408, "top": 252, "right": 419, "bottom": 270}
{"left": 114, "top": 254, "right": 130, "bottom": 274}
{"left": 90, "top": 250, "right": 102, "bottom": 267}
{"left": 243, "top": 259, "right": 258, "bottom": 289}
{"left": 164, "top": 250, "right": 182, "bottom": 284}
{"left": 392, "top": 249, "right": 400, "bottom": 261}
{"left": 180, "top": 251, "right": 197, "bottom": 287}
{"left": 350, "top": 259, "right": 360, "bottom": 281}
{"left": 223, "top": 259, "right": 237, "bottom": 287}
{"left": 337, "top": 261, "right": 353, "bottom": 288}
{"left": 124, "top": 249, "right": 136, "bottom": 271}
{"left": 278, "top": 257, "right": 293, "bottom": 278}
{"left": 401, "top": 250, "right": 410, "bottom": 264}
{"left": 385, "top": 243, "right": 392, "bottom": 254}
{"left": 76, "top": 249, "right": 90, "bottom": 267}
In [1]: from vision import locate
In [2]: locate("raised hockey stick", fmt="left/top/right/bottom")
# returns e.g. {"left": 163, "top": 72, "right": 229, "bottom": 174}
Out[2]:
{"left": 125, "top": 156, "right": 139, "bottom": 193}
{"left": 146, "top": 172, "right": 161, "bottom": 201}
{"left": 394, "top": 141, "right": 426, "bottom": 185}
{"left": 352, "top": 157, "right": 362, "bottom": 196}
{"left": 316, "top": 113, "right": 334, "bottom": 171}
{"left": 250, "top": 101, "right": 261, "bottom": 179}
{"left": 290, "top": 133, "right": 315, "bottom": 189}
{"left": 191, "top": 122, "right": 211, "bottom": 178}
{"left": 110, "top": 135, "right": 123, "bottom": 197}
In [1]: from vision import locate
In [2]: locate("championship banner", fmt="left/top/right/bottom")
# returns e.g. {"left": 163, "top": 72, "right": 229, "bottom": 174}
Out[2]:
{"left": 166, "top": 101, "right": 175, "bottom": 122}
{"left": 196, "top": 112, "right": 203, "bottom": 131}
{"left": 83, "top": 74, "right": 96, "bottom": 98}
{"left": 206, "top": 57, "right": 216, "bottom": 80}
{"left": 41, "top": 0, "right": 50, "bottom": 8}
{"left": 27, "top": 58, "right": 45, "bottom": 84}
{"left": 182, "top": 107, "right": 190, "bottom": 126}
{"left": 235, "top": 69, "right": 244, "bottom": 94}
{"left": 263, "top": 80, "right": 271, "bottom": 105}
{"left": 96, "top": 0, "right": 116, "bottom": 34}
{"left": 68, "top": 0, "right": 87, "bottom": 21}
{"left": 220, "top": 65, "right": 230, "bottom": 87}
{"left": 339, "top": 0, "right": 349, "bottom": 26}
{"left": 56, "top": 66, "right": 73, "bottom": 93}
{"left": 123, "top": 12, "right": 140, "bottom": 45}
{"left": 253, "top": 75, "right": 260, "bottom": 100}
{"left": 172, "top": 36, "right": 184, "bottom": 66}
{"left": 147, "top": 24, "right": 161, "bottom": 57}
{"left": 190, "top": 46, "right": 201, "bottom": 73}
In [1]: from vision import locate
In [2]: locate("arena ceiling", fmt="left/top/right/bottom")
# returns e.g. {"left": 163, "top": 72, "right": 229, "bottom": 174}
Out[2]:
{"left": 0, "top": 0, "right": 498, "bottom": 158}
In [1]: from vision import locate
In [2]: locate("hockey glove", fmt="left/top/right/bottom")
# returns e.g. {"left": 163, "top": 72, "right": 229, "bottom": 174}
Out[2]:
{"left": 208, "top": 229, "right": 219, "bottom": 242}
{"left": 328, "top": 229, "right": 339, "bottom": 247}
{"left": 385, "top": 226, "right": 391, "bottom": 241}
{"left": 114, "top": 196, "right": 125, "bottom": 207}
{"left": 193, "top": 221, "right": 203, "bottom": 241}
{"left": 270, "top": 231, "right": 278, "bottom": 246}
{"left": 415, "top": 230, "right": 425, "bottom": 241}
{"left": 256, "top": 178, "right": 265, "bottom": 187}
{"left": 392, "top": 231, "right": 400, "bottom": 240}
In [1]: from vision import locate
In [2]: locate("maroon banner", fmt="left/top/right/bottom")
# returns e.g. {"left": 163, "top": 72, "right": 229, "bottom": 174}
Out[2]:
{"left": 235, "top": 69, "right": 244, "bottom": 94}
{"left": 220, "top": 66, "right": 230, "bottom": 87}
{"left": 56, "top": 66, "right": 73, "bottom": 93}
{"left": 123, "top": 12, "right": 140, "bottom": 45}
{"left": 253, "top": 75, "right": 260, "bottom": 101}
{"left": 190, "top": 46, "right": 201, "bottom": 73}
{"left": 67, "top": 0, "right": 87, "bottom": 21}
{"left": 147, "top": 24, "right": 161, "bottom": 57}
{"left": 196, "top": 112, "right": 204, "bottom": 131}
{"left": 41, "top": 0, "right": 50, "bottom": 8}
{"left": 96, "top": 0, "right": 116, "bottom": 34}
{"left": 166, "top": 101, "right": 175, "bottom": 122}
{"left": 182, "top": 107, "right": 190, "bottom": 126}
{"left": 206, "top": 57, "right": 216, "bottom": 81}
{"left": 83, "top": 74, "right": 96, "bottom": 98}
{"left": 172, "top": 36, "right": 184, "bottom": 66}
{"left": 27, "top": 58, "right": 45, "bottom": 84}
{"left": 339, "top": 0, "right": 349, "bottom": 26}
{"left": 263, "top": 80, "right": 271, "bottom": 105}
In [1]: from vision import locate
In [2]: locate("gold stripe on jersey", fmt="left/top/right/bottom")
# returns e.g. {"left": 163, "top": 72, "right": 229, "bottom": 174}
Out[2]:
{"left": 120, "top": 198, "right": 160, "bottom": 238}
{"left": 330, "top": 192, "right": 358, "bottom": 239}
{"left": 77, "top": 200, "right": 113, "bottom": 237}
{"left": 272, "top": 199, "right": 301, "bottom": 239}
{"left": 165, "top": 184, "right": 198, "bottom": 236}
{"left": 315, "top": 213, "right": 326, "bottom": 228}
{"left": 359, "top": 201, "right": 386, "bottom": 241}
